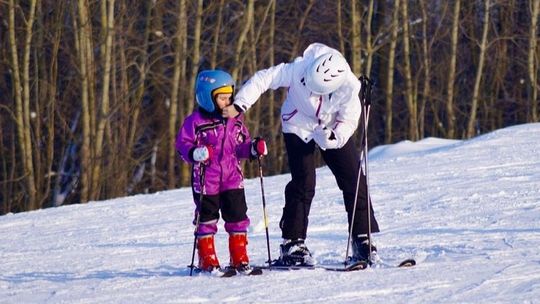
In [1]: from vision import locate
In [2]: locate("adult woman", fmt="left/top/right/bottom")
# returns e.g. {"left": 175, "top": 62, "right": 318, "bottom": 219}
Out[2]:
{"left": 222, "top": 43, "right": 379, "bottom": 266}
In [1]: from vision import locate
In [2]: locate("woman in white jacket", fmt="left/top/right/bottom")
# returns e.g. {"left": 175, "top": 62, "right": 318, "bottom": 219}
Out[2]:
{"left": 222, "top": 43, "right": 379, "bottom": 266}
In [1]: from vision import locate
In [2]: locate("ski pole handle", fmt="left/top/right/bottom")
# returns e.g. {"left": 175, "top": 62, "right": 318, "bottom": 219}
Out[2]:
{"left": 359, "top": 76, "right": 373, "bottom": 106}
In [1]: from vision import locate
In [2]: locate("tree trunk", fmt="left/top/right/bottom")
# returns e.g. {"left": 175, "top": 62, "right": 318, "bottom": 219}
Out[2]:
{"left": 385, "top": 0, "right": 400, "bottom": 144}
{"left": 337, "top": 0, "right": 345, "bottom": 54}
{"left": 268, "top": 0, "right": 280, "bottom": 175}
{"left": 177, "top": 0, "right": 190, "bottom": 186}
{"left": 76, "top": 0, "right": 94, "bottom": 203}
{"left": 446, "top": 0, "right": 461, "bottom": 139}
{"left": 289, "top": 0, "right": 315, "bottom": 61}
{"left": 187, "top": 0, "right": 203, "bottom": 115}
{"left": 466, "top": 0, "right": 490, "bottom": 138}
{"left": 528, "top": 0, "right": 540, "bottom": 122}
{"left": 91, "top": 0, "right": 115, "bottom": 199}
{"left": 211, "top": 0, "right": 225, "bottom": 69}
{"left": 419, "top": 0, "right": 431, "bottom": 139}
{"left": 350, "top": 0, "right": 362, "bottom": 76}
{"left": 168, "top": 0, "right": 188, "bottom": 189}
{"left": 401, "top": 0, "right": 418, "bottom": 141}
{"left": 231, "top": 0, "right": 254, "bottom": 80}
{"left": 364, "top": 0, "right": 375, "bottom": 77}
{"left": 41, "top": 1, "right": 64, "bottom": 207}
{"left": 8, "top": 0, "right": 39, "bottom": 210}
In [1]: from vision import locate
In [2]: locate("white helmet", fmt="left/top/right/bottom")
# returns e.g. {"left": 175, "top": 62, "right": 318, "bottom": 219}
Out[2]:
{"left": 304, "top": 52, "right": 350, "bottom": 95}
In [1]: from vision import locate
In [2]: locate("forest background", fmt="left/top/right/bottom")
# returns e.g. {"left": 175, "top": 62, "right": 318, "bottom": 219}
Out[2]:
{"left": 1, "top": 0, "right": 539, "bottom": 213}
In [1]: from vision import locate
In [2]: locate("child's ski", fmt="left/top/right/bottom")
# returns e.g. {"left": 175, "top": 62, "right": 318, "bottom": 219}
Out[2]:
{"left": 191, "top": 266, "right": 237, "bottom": 277}
{"left": 235, "top": 265, "right": 263, "bottom": 276}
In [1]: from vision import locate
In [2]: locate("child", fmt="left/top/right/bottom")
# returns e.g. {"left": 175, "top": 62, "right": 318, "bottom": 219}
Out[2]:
{"left": 176, "top": 70, "right": 267, "bottom": 274}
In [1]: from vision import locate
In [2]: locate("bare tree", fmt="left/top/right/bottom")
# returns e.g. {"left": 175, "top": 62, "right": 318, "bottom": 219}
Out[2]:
{"left": 364, "top": 0, "right": 375, "bottom": 77}
{"left": 446, "top": 0, "right": 461, "bottom": 139}
{"left": 186, "top": 0, "right": 203, "bottom": 115}
{"left": 528, "top": 0, "right": 540, "bottom": 122}
{"left": 466, "top": 0, "right": 491, "bottom": 138}
{"left": 7, "top": 0, "right": 39, "bottom": 210}
{"left": 337, "top": 0, "right": 345, "bottom": 54}
{"left": 168, "top": 0, "right": 187, "bottom": 189}
{"left": 211, "top": 0, "right": 225, "bottom": 69}
{"left": 289, "top": 0, "right": 315, "bottom": 61}
{"left": 75, "top": 0, "right": 95, "bottom": 203}
{"left": 91, "top": 0, "right": 116, "bottom": 198}
{"left": 418, "top": 0, "right": 431, "bottom": 139}
{"left": 36, "top": 0, "right": 66, "bottom": 207}
{"left": 385, "top": 0, "right": 400, "bottom": 144}
{"left": 401, "top": 0, "right": 419, "bottom": 141}
{"left": 231, "top": 0, "right": 254, "bottom": 81}
{"left": 350, "top": 0, "right": 362, "bottom": 75}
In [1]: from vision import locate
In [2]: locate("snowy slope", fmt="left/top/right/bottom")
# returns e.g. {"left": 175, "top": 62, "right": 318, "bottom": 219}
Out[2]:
{"left": 1, "top": 123, "right": 540, "bottom": 303}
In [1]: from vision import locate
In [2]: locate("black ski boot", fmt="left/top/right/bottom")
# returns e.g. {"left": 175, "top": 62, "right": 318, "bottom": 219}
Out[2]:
{"left": 277, "top": 239, "right": 314, "bottom": 266}
{"left": 352, "top": 235, "right": 378, "bottom": 263}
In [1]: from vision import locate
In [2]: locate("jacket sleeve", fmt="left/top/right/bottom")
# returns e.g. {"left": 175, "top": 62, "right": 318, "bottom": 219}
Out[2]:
{"left": 176, "top": 115, "right": 198, "bottom": 164}
{"left": 332, "top": 74, "right": 362, "bottom": 148}
{"left": 234, "top": 116, "right": 253, "bottom": 160}
{"left": 233, "top": 62, "right": 295, "bottom": 112}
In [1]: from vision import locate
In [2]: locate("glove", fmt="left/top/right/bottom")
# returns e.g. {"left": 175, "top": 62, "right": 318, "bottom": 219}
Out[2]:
{"left": 251, "top": 137, "right": 268, "bottom": 157}
{"left": 312, "top": 125, "right": 339, "bottom": 150}
{"left": 192, "top": 145, "right": 213, "bottom": 162}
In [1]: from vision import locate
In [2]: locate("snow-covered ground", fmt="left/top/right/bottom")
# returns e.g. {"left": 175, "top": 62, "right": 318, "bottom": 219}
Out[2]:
{"left": 1, "top": 123, "right": 540, "bottom": 303}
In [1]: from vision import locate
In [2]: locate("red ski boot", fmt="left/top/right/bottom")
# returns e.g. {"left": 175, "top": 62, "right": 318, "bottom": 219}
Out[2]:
{"left": 197, "top": 235, "right": 220, "bottom": 272}
{"left": 229, "top": 232, "right": 249, "bottom": 267}
{"left": 229, "top": 233, "right": 262, "bottom": 275}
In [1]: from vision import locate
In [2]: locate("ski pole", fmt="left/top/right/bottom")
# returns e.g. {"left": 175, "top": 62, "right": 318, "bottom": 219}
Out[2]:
{"left": 345, "top": 76, "right": 373, "bottom": 265}
{"left": 189, "top": 163, "right": 206, "bottom": 276}
{"left": 361, "top": 76, "right": 374, "bottom": 262}
{"left": 257, "top": 157, "right": 272, "bottom": 265}
{"left": 362, "top": 102, "right": 374, "bottom": 262}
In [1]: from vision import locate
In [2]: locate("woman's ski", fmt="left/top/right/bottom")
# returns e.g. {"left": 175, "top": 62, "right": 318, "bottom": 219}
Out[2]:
{"left": 255, "top": 257, "right": 416, "bottom": 272}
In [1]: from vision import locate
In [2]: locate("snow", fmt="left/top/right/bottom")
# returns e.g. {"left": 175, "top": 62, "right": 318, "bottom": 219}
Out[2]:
{"left": 1, "top": 123, "right": 540, "bottom": 303}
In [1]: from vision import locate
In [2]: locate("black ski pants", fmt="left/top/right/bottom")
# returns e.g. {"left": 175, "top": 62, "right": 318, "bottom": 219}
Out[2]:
{"left": 280, "top": 133, "right": 380, "bottom": 240}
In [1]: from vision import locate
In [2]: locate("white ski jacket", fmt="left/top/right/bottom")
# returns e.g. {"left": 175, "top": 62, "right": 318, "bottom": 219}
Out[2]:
{"left": 234, "top": 43, "right": 362, "bottom": 149}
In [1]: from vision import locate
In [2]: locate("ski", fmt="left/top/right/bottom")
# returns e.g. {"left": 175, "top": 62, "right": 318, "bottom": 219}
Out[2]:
{"left": 256, "top": 259, "right": 368, "bottom": 272}
{"left": 397, "top": 258, "right": 416, "bottom": 267}
{"left": 256, "top": 257, "right": 415, "bottom": 272}
{"left": 257, "top": 263, "right": 367, "bottom": 272}
{"left": 190, "top": 266, "right": 237, "bottom": 277}
{"left": 189, "top": 264, "right": 265, "bottom": 277}
{"left": 235, "top": 265, "right": 264, "bottom": 276}
{"left": 370, "top": 258, "right": 417, "bottom": 269}
{"left": 319, "top": 260, "right": 369, "bottom": 272}
{"left": 366, "top": 251, "right": 416, "bottom": 268}
{"left": 258, "top": 264, "right": 315, "bottom": 271}
{"left": 254, "top": 259, "right": 314, "bottom": 271}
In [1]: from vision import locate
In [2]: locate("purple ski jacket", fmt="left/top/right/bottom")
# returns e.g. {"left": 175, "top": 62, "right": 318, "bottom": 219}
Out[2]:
{"left": 176, "top": 110, "right": 252, "bottom": 195}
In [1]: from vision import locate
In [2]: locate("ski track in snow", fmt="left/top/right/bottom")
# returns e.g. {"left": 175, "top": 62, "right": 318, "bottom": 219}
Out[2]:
{"left": 1, "top": 123, "right": 540, "bottom": 303}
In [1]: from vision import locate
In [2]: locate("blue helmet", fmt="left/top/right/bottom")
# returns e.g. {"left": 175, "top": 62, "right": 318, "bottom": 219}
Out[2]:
{"left": 195, "top": 70, "right": 235, "bottom": 113}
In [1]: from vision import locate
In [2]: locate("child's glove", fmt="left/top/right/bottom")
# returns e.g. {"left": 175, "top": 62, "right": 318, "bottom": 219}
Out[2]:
{"left": 251, "top": 137, "right": 268, "bottom": 157}
{"left": 313, "top": 125, "right": 339, "bottom": 150}
{"left": 192, "top": 145, "right": 213, "bottom": 162}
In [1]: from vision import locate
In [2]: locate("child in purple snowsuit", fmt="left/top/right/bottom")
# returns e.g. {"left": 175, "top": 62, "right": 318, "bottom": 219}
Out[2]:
{"left": 176, "top": 70, "right": 267, "bottom": 273}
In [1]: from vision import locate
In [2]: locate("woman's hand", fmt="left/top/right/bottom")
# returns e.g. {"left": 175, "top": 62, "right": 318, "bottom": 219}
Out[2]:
{"left": 222, "top": 104, "right": 240, "bottom": 118}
